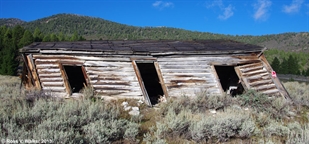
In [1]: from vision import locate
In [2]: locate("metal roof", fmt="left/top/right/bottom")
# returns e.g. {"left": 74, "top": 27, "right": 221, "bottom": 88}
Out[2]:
{"left": 20, "top": 39, "right": 264, "bottom": 55}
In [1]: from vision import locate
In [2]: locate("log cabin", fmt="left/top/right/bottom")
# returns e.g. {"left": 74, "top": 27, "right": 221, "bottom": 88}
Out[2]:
{"left": 20, "top": 40, "right": 289, "bottom": 106}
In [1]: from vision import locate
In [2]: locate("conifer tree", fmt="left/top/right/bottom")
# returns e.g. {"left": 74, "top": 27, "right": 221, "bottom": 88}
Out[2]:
{"left": 19, "top": 30, "right": 34, "bottom": 47}
{"left": 280, "top": 58, "right": 288, "bottom": 74}
{"left": 0, "top": 29, "right": 18, "bottom": 75}
{"left": 33, "top": 27, "right": 43, "bottom": 42}
{"left": 43, "top": 34, "right": 51, "bottom": 42}
{"left": 50, "top": 33, "right": 59, "bottom": 42}
{"left": 271, "top": 57, "right": 280, "bottom": 72}
{"left": 12, "top": 25, "right": 25, "bottom": 47}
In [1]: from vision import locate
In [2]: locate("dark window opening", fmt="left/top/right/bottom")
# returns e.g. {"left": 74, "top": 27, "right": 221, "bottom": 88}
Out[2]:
{"left": 136, "top": 63, "right": 164, "bottom": 105}
{"left": 63, "top": 66, "right": 87, "bottom": 93}
{"left": 214, "top": 66, "right": 244, "bottom": 96}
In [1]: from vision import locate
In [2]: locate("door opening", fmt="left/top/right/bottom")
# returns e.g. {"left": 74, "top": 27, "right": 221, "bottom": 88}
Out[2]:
{"left": 63, "top": 66, "right": 87, "bottom": 93}
{"left": 136, "top": 63, "right": 164, "bottom": 105}
{"left": 214, "top": 66, "right": 244, "bottom": 96}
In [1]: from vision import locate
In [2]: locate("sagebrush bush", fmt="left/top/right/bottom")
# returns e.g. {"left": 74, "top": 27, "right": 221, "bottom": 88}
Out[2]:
{"left": 263, "top": 120, "right": 289, "bottom": 137}
{"left": 1, "top": 75, "right": 309, "bottom": 143}
{"left": 284, "top": 81, "right": 309, "bottom": 107}
{"left": 0, "top": 77, "right": 139, "bottom": 143}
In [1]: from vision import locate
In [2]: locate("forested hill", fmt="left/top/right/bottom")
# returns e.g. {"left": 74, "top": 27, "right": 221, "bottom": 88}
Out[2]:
{"left": 1, "top": 13, "right": 309, "bottom": 52}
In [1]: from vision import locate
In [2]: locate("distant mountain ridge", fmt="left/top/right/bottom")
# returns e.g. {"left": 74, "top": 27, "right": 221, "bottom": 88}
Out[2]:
{"left": 1, "top": 13, "right": 308, "bottom": 52}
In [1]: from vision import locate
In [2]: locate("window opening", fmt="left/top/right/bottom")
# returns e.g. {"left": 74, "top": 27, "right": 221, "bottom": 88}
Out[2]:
{"left": 63, "top": 66, "right": 87, "bottom": 93}
{"left": 214, "top": 66, "right": 244, "bottom": 96}
{"left": 136, "top": 63, "right": 164, "bottom": 105}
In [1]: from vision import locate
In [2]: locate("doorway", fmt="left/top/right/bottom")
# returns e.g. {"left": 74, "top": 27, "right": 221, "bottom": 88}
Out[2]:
{"left": 136, "top": 62, "right": 164, "bottom": 105}
{"left": 214, "top": 66, "right": 244, "bottom": 96}
{"left": 63, "top": 66, "right": 87, "bottom": 93}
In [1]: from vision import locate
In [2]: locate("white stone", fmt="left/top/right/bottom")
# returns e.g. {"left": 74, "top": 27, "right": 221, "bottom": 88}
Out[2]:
{"left": 132, "top": 107, "right": 139, "bottom": 111}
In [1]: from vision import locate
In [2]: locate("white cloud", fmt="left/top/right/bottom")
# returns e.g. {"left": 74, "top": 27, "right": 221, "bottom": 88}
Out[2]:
{"left": 206, "top": 0, "right": 234, "bottom": 20}
{"left": 152, "top": 1, "right": 174, "bottom": 9}
{"left": 283, "top": 0, "right": 304, "bottom": 13}
{"left": 253, "top": 0, "right": 272, "bottom": 21}
{"left": 218, "top": 4, "right": 234, "bottom": 20}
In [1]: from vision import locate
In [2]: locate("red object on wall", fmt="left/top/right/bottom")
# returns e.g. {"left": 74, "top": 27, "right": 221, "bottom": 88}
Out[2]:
{"left": 272, "top": 71, "right": 277, "bottom": 78}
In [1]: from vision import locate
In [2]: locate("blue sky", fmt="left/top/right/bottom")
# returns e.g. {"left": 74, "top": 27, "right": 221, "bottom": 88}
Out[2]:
{"left": 1, "top": 0, "right": 309, "bottom": 35}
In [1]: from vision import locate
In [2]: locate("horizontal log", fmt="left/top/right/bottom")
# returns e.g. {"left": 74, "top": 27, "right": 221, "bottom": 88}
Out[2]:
{"left": 37, "top": 68, "right": 60, "bottom": 73}
{"left": 42, "top": 82, "right": 64, "bottom": 86}
{"left": 38, "top": 73, "right": 62, "bottom": 77}
{"left": 160, "top": 69, "right": 210, "bottom": 73}
{"left": 84, "top": 61, "right": 132, "bottom": 67}
{"left": 40, "top": 77, "right": 64, "bottom": 82}
{"left": 99, "top": 95, "right": 144, "bottom": 100}
{"left": 249, "top": 79, "right": 273, "bottom": 87}
{"left": 158, "top": 61, "right": 211, "bottom": 65}
{"left": 159, "top": 65, "right": 211, "bottom": 69}
{"left": 85, "top": 67, "right": 134, "bottom": 71}
{"left": 240, "top": 65, "right": 264, "bottom": 73}
{"left": 35, "top": 64, "right": 59, "bottom": 69}
{"left": 92, "top": 83, "right": 140, "bottom": 88}
{"left": 86, "top": 71, "right": 136, "bottom": 76}
{"left": 90, "top": 81, "right": 140, "bottom": 86}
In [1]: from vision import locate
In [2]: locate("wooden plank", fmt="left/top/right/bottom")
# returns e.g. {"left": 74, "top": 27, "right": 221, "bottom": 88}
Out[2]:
{"left": 42, "top": 87, "right": 66, "bottom": 91}
{"left": 38, "top": 73, "right": 62, "bottom": 77}
{"left": 92, "top": 84, "right": 141, "bottom": 88}
{"left": 42, "top": 82, "right": 64, "bottom": 86}
{"left": 260, "top": 55, "right": 290, "bottom": 99}
{"left": 249, "top": 79, "right": 273, "bottom": 86}
{"left": 99, "top": 95, "right": 144, "bottom": 99}
{"left": 34, "top": 54, "right": 130, "bottom": 62}
{"left": 154, "top": 61, "right": 169, "bottom": 97}
{"left": 88, "top": 75, "right": 137, "bottom": 81}
{"left": 160, "top": 69, "right": 210, "bottom": 73}
{"left": 158, "top": 61, "right": 212, "bottom": 65}
{"left": 86, "top": 71, "right": 135, "bottom": 76}
{"left": 36, "top": 63, "right": 59, "bottom": 69}
{"left": 85, "top": 67, "right": 134, "bottom": 71}
{"left": 37, "top": 68, "right": 61, "bottom": 73}
{"left": 59, "top": 63, "right": 71, "bottom": 95}
{"left": 242, "top": 70, "right": 268, "bottom": 77}
{"left": 131, "top": 60, "right": 151, "bottom": 106}
{"left": 27, "top": 55, "right": 41, "bottom": 89}
{"left": 240, "top": 65, "right": 264, "bottom": 73}
{"left": 84, "top": 61, "right": 132, "bottom": 67}
{"left": 21, "top": 54, "right": 35, "bottom": 87}
{"left": 39, "top": 78, "right": 64, "bottom": 82}
{"left": 159, "top": 65, "right": 211, "bottom": 69}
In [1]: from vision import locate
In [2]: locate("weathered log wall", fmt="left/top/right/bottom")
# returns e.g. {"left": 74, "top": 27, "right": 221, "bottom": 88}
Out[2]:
{"left": 32, "top": 55, "right": 143, "bottom": 98}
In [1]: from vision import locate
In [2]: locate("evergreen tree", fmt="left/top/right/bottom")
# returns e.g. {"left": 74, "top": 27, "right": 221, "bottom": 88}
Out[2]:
{"left": 19, "top": 30, "right": 34, "bottom": 47}
{"left": 50, "top": 33, "right": 59, "bottom": 42}
{"left": 42, "top": 34, "right": 51, "bottom": 42}
{"left": 271, "top": 57, "right": 280, "bottom": 72}
{"left": 33, "top": 27, "right": 43, "bottom": 42}
{"left": 58, "top": 32, "right": 65, "bottom": 41}
{"left": 280, "top": 58, "right": 288, "bottom": 74}
{"left": 12, "top": 25, "right": 25, "bottom": 47}
{"left": 287, "top": 55, "right": 299, "bottom": 75}
{"left": 70, "top": 31, "right": 79, "bottom": 41}
{"left": 0, "top": 26, "right": 8, "bottom": 68}
{"left": 0, "top": 29, "right": 18, "bottom": 75}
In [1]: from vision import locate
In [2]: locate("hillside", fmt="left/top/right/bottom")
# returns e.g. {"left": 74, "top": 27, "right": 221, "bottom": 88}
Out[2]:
{"left": 1, "top": 13, "right": 309, "bottom": 52}
{"left": 0, "top": 18, "right": 25, "bottom": 27}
